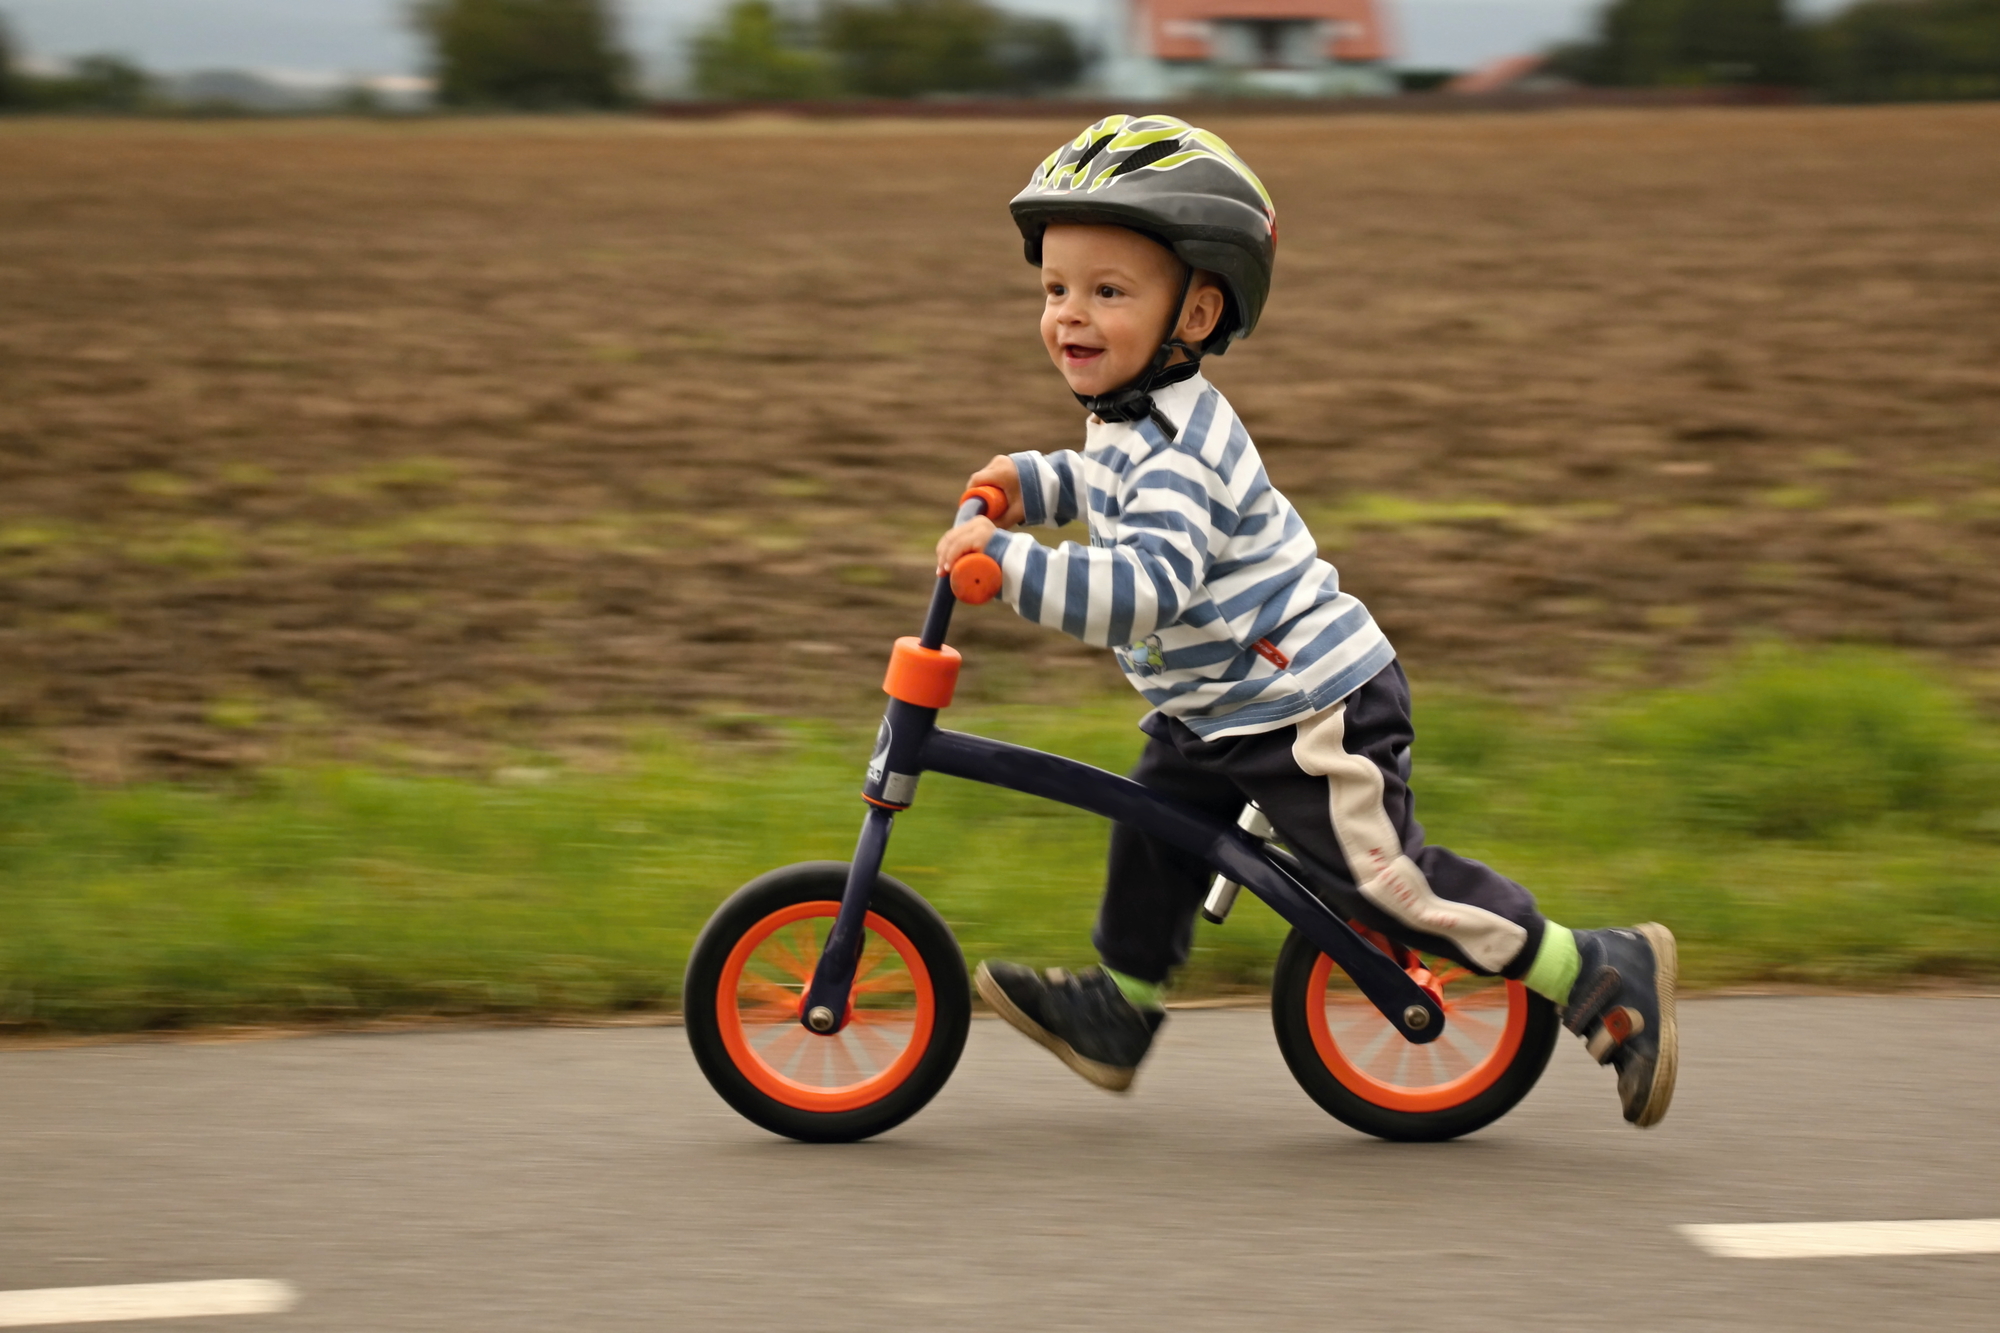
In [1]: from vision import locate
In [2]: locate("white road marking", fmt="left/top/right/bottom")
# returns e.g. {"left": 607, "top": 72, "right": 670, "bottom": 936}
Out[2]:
{"left": 0, "top": 1279, "right": 296, "bottom": 1327}
{"left": 1681, "top": 1219, "right": 2000, "bottom": 1259}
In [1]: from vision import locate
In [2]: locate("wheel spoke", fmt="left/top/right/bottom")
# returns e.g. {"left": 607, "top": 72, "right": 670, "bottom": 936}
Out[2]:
{"left": 757, "top": 1023, "right": 811, "bottom": 1076}
{"left": 839, "top": 1032, "right": 880, "bottom": 1079}
{"left": 1338, "top": 1013, "right": 1400, "bottom": 1069}
{"left": 826, "top": 1036, "right": 864, "bottom": 1087}
{"left": 1420, "top": 1042, "right": 1448, "bottom": 1086}
{"left": 1448, "top": 1016, "right": 1496, "bottom": 1056}
{"left": 738, "top": 978, "right": 799, "bottom": 1013}
{"left": 1430, "top": 1039, "right": 1471, "bottom": 1083}
{"left": 1448, "top": 984, "right": 1504, "bottom": 1008}
{"left": 1442, "top": 1003, "right": 1504, "bottom": 1032}
{"left": 853, "top": 936, "right": 891, "bottom": 980}
{"left": 764, "top": 930, "right": 816, "bottom": 984}
{"left": 1360, "top": 1027, "right": 1408, "bottom": 1080}
{"left": 812, "top": 1036, "right": 839, "bottom": 1088}
{"left": 847, "top": 1005, "right": 913, "bottom": 1029}
{"left": 846, "top": 1019, "right": 906, "bottom": 1068}
{"left": 1386, "top": 1041, "right": 1413, "bottom": 1086}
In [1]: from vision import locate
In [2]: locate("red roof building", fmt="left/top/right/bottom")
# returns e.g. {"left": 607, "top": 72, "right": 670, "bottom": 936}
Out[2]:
{"left": 1104, "top": 0, "right": 1396, "bottom": 96}
{"left": 1141, "top": 0, "right": 1393, "bottom": 65}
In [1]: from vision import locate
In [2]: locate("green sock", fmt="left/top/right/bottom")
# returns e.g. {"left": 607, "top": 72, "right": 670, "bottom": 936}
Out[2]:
{"left": 1522, "top": 924, "right": 1580, "bottom": 1006}
{"left": 1103, "top": 967, "right": 1164, "bottom": 1011}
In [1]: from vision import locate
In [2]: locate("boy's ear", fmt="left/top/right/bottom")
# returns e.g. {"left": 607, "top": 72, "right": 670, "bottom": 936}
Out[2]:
{"left": 1179, "top": 273, "right": 1228, "bottom": 345}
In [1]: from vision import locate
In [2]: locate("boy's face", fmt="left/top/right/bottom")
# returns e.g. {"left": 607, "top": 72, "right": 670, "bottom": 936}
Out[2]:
{"left": 1039, "top": 224, "right": 1222, "bottom": 399}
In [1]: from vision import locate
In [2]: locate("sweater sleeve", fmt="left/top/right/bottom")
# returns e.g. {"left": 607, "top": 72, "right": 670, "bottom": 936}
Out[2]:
{"left": 984, "top": 445, "right": 1233, "bottom": 649}
{"left": 1009, "top": 450, "right": 1082, "bottom": 528}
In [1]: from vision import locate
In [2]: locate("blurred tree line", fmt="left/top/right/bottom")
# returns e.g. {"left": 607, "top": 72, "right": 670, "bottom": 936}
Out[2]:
{"left": 2, "top": 0, "right": 1994, "bottom": 110}
{"left": 410, "top": 0, "right": 632, "bottom": 107}
{"left": 0, "top": 16, "right": 152, "bottom": 110}
{"left": 690, "top": 0, "right": 1082, "bottom": 98}
{"left": 1548, "top": 0, "right": 2000, "bottom": 99}
{"left": 403, "top": 0, "right": 1080, "bottom": 105}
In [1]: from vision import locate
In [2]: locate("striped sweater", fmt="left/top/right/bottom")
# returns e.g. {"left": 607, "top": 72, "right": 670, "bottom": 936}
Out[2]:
{"left": 984, "top": 373, "right": 1395, "bottom": 739}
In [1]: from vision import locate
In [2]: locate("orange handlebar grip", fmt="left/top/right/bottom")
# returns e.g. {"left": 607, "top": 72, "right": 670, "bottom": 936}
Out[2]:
{"left": 950, "top": 552, "right": 1003, "bottom": 605}
{"left": 961, "top": 484, "right": 1009, "bottom": 521}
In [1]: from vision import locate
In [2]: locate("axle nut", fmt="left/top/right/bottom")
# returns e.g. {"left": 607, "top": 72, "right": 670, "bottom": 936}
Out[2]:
{"left": 1403, "top": 1004, "right": 1431, "bottom": 1031}
{"left": 806, "top": 1005, "right": 837, "bottom": 1033}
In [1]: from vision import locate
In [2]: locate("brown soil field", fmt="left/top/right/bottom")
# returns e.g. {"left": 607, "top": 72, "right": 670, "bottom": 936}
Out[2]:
{"left": 2, "top": 107, "right": 1997, "bottom": 774}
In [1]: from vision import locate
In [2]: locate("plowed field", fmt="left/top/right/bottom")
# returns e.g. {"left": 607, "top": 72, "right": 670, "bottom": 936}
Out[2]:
{"left": 2, "top": 107, "right": 1997, "bottom": 774}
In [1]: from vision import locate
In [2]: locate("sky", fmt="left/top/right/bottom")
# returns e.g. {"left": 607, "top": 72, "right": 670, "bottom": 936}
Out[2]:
{"left": 0, "top": 0, "right": 1850, "bottom": 80}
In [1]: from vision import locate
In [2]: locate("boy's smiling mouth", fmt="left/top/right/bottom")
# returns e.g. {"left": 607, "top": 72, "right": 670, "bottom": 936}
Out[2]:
{"left": 1060, "top": 342, "right": 1106, "bottom": 366}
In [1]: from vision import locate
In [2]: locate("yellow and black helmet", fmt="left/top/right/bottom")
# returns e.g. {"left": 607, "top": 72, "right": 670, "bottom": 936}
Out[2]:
{"left": 1009, "top": 114, "right": 1277, "bottom": 354}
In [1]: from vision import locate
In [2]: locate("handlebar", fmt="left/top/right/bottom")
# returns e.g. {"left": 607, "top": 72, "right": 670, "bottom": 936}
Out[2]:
{"left": 948, "top": 487, "right": 1005, "bottom": 605}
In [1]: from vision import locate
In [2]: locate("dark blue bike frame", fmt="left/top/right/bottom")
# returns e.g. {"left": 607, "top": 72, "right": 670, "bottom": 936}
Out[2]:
{"left": 800, "top": 501, "right": 1445, "bottom": 1046}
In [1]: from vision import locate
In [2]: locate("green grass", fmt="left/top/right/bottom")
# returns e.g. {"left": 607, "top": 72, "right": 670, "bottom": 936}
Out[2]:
{"left": 4, "top": 646, "right": 1999, "bottom": 1032}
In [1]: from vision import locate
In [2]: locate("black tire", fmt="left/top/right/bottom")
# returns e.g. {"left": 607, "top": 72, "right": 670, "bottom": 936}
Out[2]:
{"left": 684, "top": 861, "right": 970, "bottom": 1143}
{"left": 1270, "top": 926, "right": 1558, "bottom": 1142}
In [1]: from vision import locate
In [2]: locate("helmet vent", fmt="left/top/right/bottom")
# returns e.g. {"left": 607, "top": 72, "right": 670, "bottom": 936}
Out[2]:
{"left": 1071, "top": 133, "right": 1115, "bottom": 174}
{"left": 1108, "top": 137, "right": 1184, "bottom": 180}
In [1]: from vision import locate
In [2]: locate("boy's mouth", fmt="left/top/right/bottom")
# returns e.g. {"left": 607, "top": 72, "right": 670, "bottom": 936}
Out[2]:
{"left": 1060, "top": 342, "right": 1106, "bottom": 367}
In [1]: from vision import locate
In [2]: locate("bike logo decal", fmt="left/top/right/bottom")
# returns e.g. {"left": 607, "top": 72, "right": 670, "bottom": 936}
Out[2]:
{"left": 866, "top": 719, "right": 892, "bottom": 786}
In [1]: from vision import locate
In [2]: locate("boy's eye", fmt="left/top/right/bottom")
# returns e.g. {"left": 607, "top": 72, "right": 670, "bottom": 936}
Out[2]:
{"left": 1097, "top": 285, "right": 1120, "bottom": 299}
{"left": 1047, "top": 284, "right": 1066, "bottom": 297}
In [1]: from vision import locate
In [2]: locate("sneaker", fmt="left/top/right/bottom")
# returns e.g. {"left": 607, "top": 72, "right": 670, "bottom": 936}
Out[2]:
{"left": 1564, "top": 924, "right": 1679, "bottom": 1128}
{"left": 975, "top": 961, "right": 1165, "bottom": 1092}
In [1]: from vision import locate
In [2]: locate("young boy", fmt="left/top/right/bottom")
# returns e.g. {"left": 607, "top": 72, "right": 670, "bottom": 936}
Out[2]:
{"left": 935, "top": 115, "right": 1678, "bottom": 1128}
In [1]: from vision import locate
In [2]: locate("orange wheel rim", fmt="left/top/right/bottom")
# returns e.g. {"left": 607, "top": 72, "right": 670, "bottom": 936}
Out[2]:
{"left": 716, "top": 902, "right": 935, "bottom": 1113}
{"left": 1305, "top": 949, "right": 1528, "bottom": 1114}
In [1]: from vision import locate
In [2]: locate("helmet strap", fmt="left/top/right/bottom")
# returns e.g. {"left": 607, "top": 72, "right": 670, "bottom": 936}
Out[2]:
{"left": 1073, "top": 262, "right": 1205, "bottom": 440}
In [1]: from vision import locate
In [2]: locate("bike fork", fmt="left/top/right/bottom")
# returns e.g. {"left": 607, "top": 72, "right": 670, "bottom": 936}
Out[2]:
{"left": 797, "top": 553, "right": 965, "bottom": 1035}
{"left": 800, "top": 804, "right": 894, "bottom": 1032}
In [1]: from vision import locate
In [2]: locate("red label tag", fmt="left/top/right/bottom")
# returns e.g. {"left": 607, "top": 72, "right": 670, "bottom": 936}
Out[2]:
{"left": 1252, "top": 638, "right": 1290, "bottom": 669}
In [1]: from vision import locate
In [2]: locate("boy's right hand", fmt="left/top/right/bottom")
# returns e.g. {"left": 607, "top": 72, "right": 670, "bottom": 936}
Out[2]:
{"left": 966, "top": 456, "right": 1025, "bottom": 529}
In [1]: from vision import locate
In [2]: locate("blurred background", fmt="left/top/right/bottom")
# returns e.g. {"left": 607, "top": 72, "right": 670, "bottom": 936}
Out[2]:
{"left": 0, "top": 0, "right": 1996, "bottom": 1034}
{"left": 2, "top": 0, "right": 1996, "bottom": 108}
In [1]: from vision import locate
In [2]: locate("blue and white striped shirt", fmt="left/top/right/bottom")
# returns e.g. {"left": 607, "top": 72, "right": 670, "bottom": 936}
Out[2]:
{"left": 984, "top": 373, "right": 1396, "bottom": 739}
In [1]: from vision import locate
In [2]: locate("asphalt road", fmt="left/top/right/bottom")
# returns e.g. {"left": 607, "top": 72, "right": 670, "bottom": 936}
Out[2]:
{"left": 4, "top": 998, "right": 1999, "bottom": 1331}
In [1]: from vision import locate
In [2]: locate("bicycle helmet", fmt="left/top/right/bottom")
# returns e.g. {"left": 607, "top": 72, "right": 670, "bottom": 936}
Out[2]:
{"left": 1010, "top": 114, "right": 1277, "bottom": 430}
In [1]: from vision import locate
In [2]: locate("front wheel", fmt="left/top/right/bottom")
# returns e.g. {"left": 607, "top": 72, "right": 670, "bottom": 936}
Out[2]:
{"left": 684, "top": 861, "right": 970, "bottom": 1143}
{"left": 1271, "top": 924, "right": 1558, "bottom": 1142}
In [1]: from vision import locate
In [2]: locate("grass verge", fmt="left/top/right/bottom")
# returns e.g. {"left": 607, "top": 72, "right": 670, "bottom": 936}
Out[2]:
{"left": 4, "top": 646, "right": 1998, "bottom": 1032}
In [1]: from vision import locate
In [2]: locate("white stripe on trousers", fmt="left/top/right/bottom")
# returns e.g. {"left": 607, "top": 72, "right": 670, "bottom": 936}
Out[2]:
{"left": 1291, "top": 704, "right": 1528, "bottom": 973}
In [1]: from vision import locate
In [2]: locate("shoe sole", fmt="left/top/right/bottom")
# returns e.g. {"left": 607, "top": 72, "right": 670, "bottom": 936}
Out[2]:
{"left": 1633, "top": 922, "right": 1679, "bottom": 1128}
{"left": 974, "top": 962, "right": 1137, "bottom": 1093}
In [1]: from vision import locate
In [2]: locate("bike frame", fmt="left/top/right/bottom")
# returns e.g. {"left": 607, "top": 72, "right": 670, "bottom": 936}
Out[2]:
{"left": 799, "top": 499, "right": 1445, "bottom": 1046}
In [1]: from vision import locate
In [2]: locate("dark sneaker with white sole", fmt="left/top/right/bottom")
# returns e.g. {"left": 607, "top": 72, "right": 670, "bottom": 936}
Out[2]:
{"left": 1564, "top": 923, "right": 1679, "bottom": 1128}
{"left": 975, "top": 961, "right": 1165, "bottom": 1092}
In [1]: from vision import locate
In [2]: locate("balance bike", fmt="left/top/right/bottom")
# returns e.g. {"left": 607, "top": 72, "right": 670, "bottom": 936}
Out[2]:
{"left": 684, "top": 488, "right": 1558, "bottom": 1143}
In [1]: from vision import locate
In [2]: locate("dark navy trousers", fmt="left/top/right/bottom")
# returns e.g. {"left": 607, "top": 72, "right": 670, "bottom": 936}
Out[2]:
{"left": 1093, "top": 661, "right": 1548, "bottom": 985}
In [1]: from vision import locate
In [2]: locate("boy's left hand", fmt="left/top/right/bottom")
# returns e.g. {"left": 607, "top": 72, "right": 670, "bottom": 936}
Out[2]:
{"left": 936, "top": 516, "right": 997, "bottom": 576}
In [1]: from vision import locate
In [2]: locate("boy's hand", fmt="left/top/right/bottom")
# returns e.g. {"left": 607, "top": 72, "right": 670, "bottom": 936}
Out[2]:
{"left": 966, "top": 455, "right": 1025, "bottom": 529}
{"left": 936, "top": 516, "right": 997, "bottom": 576}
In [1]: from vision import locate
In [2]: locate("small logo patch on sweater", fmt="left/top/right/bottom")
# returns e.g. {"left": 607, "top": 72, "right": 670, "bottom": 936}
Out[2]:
{"left": 1118, "top": 634, "right": 1167, "bottom": 675}
{"left": 1252, "top": 638, "right": 1290, "bottom": 669}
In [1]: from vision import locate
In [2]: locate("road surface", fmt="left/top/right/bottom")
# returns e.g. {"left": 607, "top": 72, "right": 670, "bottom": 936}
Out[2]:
{"left": 4, "top": 998, "right": 1998, "bottom": 1330}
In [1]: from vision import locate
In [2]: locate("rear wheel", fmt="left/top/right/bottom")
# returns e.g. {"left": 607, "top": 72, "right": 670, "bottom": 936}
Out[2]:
{"left": 1271, "top": 923, "right": 1557, "bottom": 1141}
{"left": 684, "top": 862, "right": 969, "bottom": 1143}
